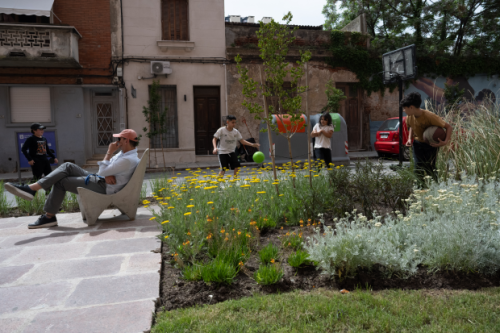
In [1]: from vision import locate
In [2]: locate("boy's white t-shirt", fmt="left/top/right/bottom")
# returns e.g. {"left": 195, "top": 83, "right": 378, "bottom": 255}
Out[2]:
{"left": 313, "top": 123, "right": 334, "bottom": 149}
{"left": 214, "top": 126, "right": 243, "bottom": 154}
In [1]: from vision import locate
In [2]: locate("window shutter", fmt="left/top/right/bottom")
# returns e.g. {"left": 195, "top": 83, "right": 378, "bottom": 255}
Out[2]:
{"left": 10, "top": 87, "right": 51, "bottom": 123}
{"left": 161, "top": 0, "right": 189, "bottom": 41}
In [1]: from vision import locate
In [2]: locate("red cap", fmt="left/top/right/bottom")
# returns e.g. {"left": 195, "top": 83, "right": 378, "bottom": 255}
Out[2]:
{"left": 113, "top": 129, "right": 138, "bottom": 142}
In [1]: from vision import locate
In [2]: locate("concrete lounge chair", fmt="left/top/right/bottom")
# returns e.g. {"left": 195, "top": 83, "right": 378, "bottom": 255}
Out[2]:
{"left": 77, "top": 149, "right": 149, "bottom": 226}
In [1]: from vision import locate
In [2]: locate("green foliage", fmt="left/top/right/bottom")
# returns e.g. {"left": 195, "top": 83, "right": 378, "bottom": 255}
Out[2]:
{"left": 142, "top": 80, "right": 168, "bottom": 140}
{"left": 60, "top": 192, "right": 79, "bottom": 213}
{"left": 254, "top": 264, "right": 283, "bottom": 285}
{"left": 0, "top": 181, "right": 10, "bottom": 216}
{"left": 280, "top": 231, "right": 303, "bottom": 250}
{"left": 321, "top": 80, "right": 346, "bottom": 113}
{"left": 182, "top": 264, "right": 202, "bottom": 281}
{"left": 200, "top": 258, "right": 238, "bottom": 285}
{"left": 443, "top": 82, "right": 465, "bottom": 106}
{"left": 258, "top": 243, "right": 280, "bottom": 265}
{"left": 15, "top": 190, "right": 46, "bottom": 216}
{"left": 287, "top": 250, "right": 311, "bottom": 268}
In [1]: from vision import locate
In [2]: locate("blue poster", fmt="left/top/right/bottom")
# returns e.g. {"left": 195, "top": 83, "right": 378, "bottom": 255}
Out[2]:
{"left": 17, "top": 131, "right": 58, "bottom": 169}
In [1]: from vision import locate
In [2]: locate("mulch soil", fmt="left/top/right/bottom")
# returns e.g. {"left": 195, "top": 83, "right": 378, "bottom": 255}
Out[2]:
{"left": 157, "top": 215, "right": 500, "bottom": 313}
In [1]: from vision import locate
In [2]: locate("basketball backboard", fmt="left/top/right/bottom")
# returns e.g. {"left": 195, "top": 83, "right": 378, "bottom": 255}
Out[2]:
{"left": 382, "top": 45, "right": 417, "bottom": 84}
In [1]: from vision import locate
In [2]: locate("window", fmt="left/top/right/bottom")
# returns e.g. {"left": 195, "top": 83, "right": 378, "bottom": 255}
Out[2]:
{"left": 151, "top": 86, "right": 178, "bottom": 148}
{"left": 0, "top": 14, "right": 50, "bottom": 24}
{"left": 161, "top": 0, "right": 189, "bottom": 41}
{"left": 10, "top": 87, "right": 51, "bottom": 123}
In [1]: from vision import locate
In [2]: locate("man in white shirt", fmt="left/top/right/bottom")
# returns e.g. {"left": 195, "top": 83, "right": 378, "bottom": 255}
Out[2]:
{"left": 5, "top": 129, "right": 140, "bottom": 229}
{"left": 212, "top": 115, "right": 259, "bottom": 177}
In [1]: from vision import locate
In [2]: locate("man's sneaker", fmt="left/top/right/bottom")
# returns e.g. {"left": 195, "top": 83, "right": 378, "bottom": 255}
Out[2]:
{"left": 28, "top": 215, "right": 58, "bottom": 229}
{"left": 4, "top": 183, "right": 36, "bottom": 201}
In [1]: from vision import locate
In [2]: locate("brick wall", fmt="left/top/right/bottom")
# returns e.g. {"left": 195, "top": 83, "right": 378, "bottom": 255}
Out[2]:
{"left": 0, "top": 0, "right": 113, "bottom": 85}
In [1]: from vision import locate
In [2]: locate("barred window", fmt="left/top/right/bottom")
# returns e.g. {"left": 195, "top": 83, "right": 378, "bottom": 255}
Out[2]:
{"left": 151, "top": 86, "right": 178, "bottom": 148}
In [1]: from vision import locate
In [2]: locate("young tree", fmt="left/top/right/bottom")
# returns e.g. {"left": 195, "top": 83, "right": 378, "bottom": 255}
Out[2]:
{"left": 142, "top": 80, "right": 168, "bottom": 169}
{"left": 236, "top": 12, "right": 311, "bottom": 187}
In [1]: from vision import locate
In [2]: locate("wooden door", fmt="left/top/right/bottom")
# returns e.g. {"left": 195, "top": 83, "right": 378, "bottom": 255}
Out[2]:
{"left": 194, "top": 87, "right": 220, "bottom": 155}
{"left": 337, "top": 84, "right": 361, "bottom": 150}
{"left": 92, "top": 91, "right": 118, "bottom": 155}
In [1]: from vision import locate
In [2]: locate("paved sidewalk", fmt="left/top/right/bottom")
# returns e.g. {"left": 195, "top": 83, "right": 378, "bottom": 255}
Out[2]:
{"left": 0, "top": 207, "right": 162, "bottom": 333}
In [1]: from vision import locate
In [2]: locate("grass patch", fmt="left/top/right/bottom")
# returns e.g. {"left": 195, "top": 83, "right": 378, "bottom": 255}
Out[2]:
{"left": 152, "top": 287, "right": 500, "bottom": 332}
{"left": 253, "top": 263, "right": 283, "bottom": 285}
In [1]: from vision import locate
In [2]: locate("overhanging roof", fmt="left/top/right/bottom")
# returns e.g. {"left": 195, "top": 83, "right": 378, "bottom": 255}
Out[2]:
{"left": 0, "top": 0, "right": 55, "bottom": 17}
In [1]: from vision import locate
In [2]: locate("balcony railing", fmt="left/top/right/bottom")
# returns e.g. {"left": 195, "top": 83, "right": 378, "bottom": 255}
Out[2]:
{"left": 0, "top": 23, "right": 81, "bottom": 68}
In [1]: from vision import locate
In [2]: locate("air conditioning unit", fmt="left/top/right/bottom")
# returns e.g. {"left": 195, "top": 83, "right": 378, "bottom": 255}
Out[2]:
{"left": 229, "top": 15, "right": 241, "bottom": 23}
{"left": 151, "top": 61, "right": 172, "bottom": 75}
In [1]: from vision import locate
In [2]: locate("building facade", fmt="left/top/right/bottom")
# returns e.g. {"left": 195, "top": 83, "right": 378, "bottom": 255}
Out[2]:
{"left": 120, "top": 0, "right": 227, "bottom": 167}
{"left": 0, "top": 0, "right": 123, "bottom": 172}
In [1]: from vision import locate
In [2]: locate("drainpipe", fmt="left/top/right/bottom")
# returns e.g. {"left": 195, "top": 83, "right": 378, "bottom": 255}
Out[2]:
{"left": 120, "top": 0, "right": 127, "bottom": 127}
{"left": 224, "top": 63, "right": 228, "bottom": 116}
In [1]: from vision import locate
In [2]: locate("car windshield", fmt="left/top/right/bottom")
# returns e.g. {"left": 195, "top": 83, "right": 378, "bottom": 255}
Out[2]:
{"left": 378, "top": 119, "right": 400, "bottom": 131}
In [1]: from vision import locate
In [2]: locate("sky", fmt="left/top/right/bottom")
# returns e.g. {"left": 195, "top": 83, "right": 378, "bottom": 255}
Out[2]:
{"left": 224, "top": 0, "right": 327, "bottom": 26}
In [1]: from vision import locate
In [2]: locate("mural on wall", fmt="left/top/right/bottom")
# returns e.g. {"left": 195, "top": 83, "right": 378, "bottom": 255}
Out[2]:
{"left": 370, "top": 75, "right": 499, "bottom": 149}
{"left": 405, "top": 75, "right": 499, "bottom": 108}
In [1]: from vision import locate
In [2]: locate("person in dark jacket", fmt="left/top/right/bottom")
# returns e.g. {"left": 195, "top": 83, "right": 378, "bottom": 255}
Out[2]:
{"left": 22, "top": 123, "right": 58, "bottom": 181}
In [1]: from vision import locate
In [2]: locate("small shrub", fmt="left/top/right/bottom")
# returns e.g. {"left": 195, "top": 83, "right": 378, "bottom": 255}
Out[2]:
{"left": 0, "top": 181, "right": 10, "bottom": 216}
{"left": 287, "top": 250, "right": 311, "bottom": 268}
{"left": 61, "top": 192, "right": 79, "bottom": 212}
{"left": 254, "top": 264, "right": 283, "bottom": 285}
{"left": 306, "top": 175, "right": 500, "bottom": 279}
{"left": 16, "top": 190, "right": 46, "bottom": 216}
{"left": 258, "top": 243, "right": 280, "bottom": 264}
{"left": 280, "top": 231, "right": 303, "bottom": 250}
{"left": 200, "top": 258, "right": 238, "bottom": 285}
{"left": 182, "top": 264, "right": 202, "bottom": 281}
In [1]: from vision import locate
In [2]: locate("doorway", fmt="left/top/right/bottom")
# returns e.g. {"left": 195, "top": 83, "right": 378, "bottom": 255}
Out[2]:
{"left": 337, "top": 83, "right": 361, "bottom": 150}
{"left": 92, "top": 91, "right": 118, "bottom": 155}
{"left": 194, "top": 86, "right": 221, "bottom": 155}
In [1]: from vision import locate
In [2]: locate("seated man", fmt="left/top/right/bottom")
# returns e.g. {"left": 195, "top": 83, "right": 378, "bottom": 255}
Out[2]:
{"left": 5, "top": 129, "right": 140, "bottom": 229}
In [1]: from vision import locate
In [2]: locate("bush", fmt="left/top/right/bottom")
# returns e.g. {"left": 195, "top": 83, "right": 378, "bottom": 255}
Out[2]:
{"left": 200, "top": 258, "right": 238, "bottom": 285}
{"left": 254, "top": 264, "right": 283, "bottom": 285}
{"left": 182, "top": 264, "right": 202, "bottom": 281}
{"left": 287, "top": 250, "right": 311, "bottom": 268}
{"left": 258, "top": 243, "right": 280, "bottom": 265}
{"left": 306, "top": 175, "right": 500, "bottom": 279}
{"left": 0, "top": 181, "right": 10, "bottom": 216}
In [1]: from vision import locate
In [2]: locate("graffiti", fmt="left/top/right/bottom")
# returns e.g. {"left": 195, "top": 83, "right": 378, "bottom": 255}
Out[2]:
{"left": 406, "top": 75, "right": 499, "bottom": 108}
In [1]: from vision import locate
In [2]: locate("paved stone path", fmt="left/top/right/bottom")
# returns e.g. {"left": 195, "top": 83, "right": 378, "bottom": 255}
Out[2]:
{"left": 0, "top": 207, "right": 162, "bottom": 333}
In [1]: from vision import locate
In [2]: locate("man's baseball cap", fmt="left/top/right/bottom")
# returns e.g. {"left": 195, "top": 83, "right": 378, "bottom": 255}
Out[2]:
{"left": 31, "top": 123, "right": 46, "bottom": 131}
{"left": 113, "top": 129, "right": 138, "bottom": 142}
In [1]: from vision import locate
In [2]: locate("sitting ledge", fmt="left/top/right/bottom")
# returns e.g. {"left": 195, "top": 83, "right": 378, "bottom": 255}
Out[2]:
{"left": 157, "top": 40, "right": 195, "bottom": 52}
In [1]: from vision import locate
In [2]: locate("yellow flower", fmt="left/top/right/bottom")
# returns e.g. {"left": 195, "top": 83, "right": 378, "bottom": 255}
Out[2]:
{"left": 164, "top": 235, "right": 169, "bottom": 239}
{"left": 313, "top": 175, "right": 319, "bottom": 177}
{"left": 336, "top": 166, "right": 340, "bottom": 169}
{"left": 184, "top": 212, "right": 192, "bottom": 216}
{"left": 186, "top": 205, "right": 194, "bottom": 208}
{"left": 207, "top": 201, "right": 214, "bottom": 204}
{"left": 143, "top": 205, "right": 149, "bottom": 208}
{"left": 272, "top": 182, "right": 279, "bottom": 185}
{"left": 161, "top": 220, "right": 169, "bottom": 224}
{"left": 168, "top": 206, "right": 175, "bottom": 209}
{"left": 257, "top": 191, "right": 266, "bottom": 194}
{"left": 220, "top": 229, "right": 225, "bottom": 233}
{"left": 279, "top": 194, "right": 284, "bottom": 197}
{"left": 187, "top": 231, "right": 191, "bottom": 236}
{"left": 161, "top": 202, "right": 168, "bottom": 205}
{"left": 149, "top": 217, "right": 156, "bottom": 220}
{"left": 142, "top": 200, "right": 150, "bottom": 204}
{"left": 270, "top": 259, "right": 275, "bottom": 264}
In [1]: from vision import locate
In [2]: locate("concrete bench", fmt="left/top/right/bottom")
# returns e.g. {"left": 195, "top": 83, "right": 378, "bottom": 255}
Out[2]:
{"left": 77, "top": 149, "right": 149, "bottom": 226}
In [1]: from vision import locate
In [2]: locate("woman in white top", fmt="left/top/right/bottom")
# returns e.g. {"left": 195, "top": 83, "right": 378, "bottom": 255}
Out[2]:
{"left": 311, "top": 112, "right": 334, "bottom": 167}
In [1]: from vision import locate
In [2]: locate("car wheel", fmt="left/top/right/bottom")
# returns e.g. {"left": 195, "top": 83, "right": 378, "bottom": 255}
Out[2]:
{"left": 403, "top": 146, "right": 411, "bottom": 161}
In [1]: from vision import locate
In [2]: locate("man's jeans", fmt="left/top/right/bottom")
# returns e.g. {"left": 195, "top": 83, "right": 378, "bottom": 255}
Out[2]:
{"left": 413, "top": 140, "right": 439, "bottom": 183}
{"left": 37, "top": 163, "right": 106, "bottom": 214}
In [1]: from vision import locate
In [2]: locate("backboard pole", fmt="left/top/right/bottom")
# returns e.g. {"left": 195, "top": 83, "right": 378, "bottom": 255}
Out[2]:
{"left": 398, "top": 76, "right": 404, "bottom": 166}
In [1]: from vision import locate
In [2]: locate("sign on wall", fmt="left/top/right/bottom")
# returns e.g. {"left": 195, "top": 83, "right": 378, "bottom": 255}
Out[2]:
{"left": 17, "top": 131, "right": 58, "bottom": 169}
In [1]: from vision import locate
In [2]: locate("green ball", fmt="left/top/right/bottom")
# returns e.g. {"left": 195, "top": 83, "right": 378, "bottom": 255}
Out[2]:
{"left": 253, "top": 151, "right": 265, "bottom": 163}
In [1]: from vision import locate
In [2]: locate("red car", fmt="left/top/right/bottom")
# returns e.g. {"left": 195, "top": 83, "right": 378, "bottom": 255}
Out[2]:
{"left": 374, "top": 116, "right": 412, "bottom": 159}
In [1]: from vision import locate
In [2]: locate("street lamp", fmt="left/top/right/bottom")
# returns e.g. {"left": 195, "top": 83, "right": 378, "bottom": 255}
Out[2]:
{"left": 382, "top": 45, "right": 417, "bottom": 166}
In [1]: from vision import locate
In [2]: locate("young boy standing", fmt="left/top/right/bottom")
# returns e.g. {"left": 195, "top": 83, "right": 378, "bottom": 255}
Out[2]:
{"left": 402, "top": 92, "right": 453, "bottom": 182}
{"left": 212, "top": 115, "right": 260, "bottom": 177}
{"left": 21, "top": 123, "right": 58, "bottom": 181}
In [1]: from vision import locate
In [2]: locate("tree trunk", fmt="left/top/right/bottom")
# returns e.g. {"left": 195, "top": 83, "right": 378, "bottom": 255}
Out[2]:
{"left": 158, "top": 111, "right": 166, "bottom": 171}
{"left": 305, "top": 62, "right": 312, "bottom": 188}
{"left": 259, "top": 66, "right": 279, "bottom": 191}
{"left": 287, "top": 136, "right": 296, "bottom": 188}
